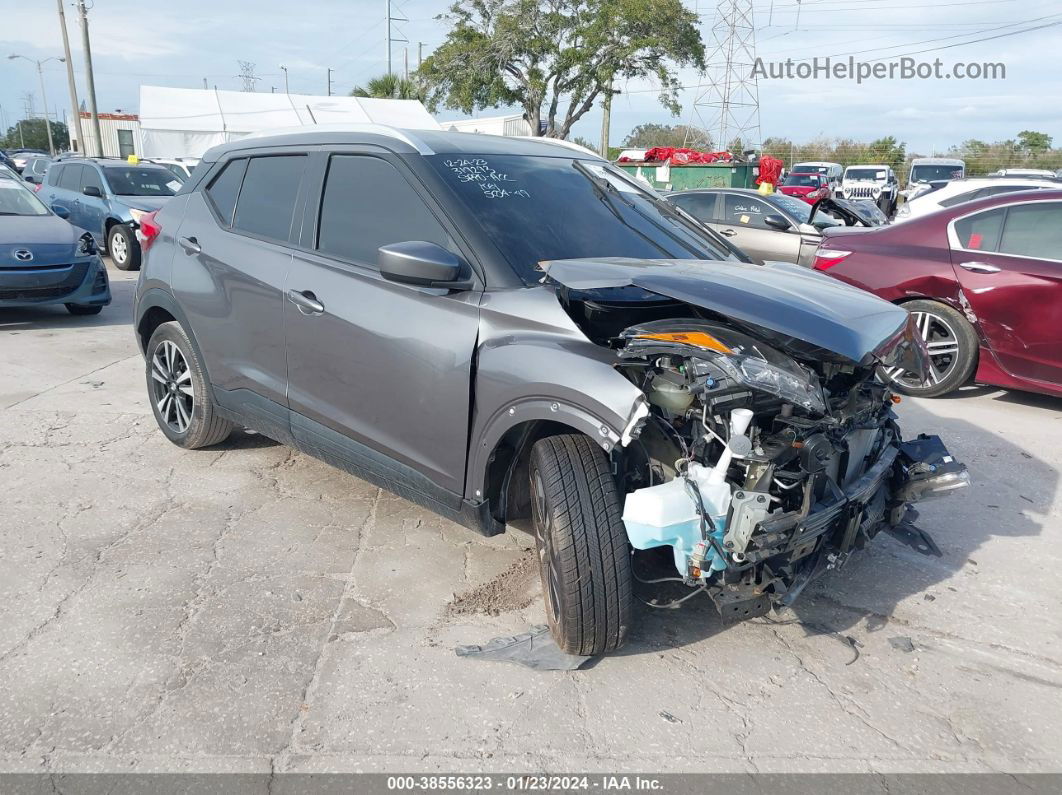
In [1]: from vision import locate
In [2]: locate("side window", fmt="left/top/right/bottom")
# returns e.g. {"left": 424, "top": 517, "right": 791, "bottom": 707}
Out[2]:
{"left": 58, "top": 164, "right": 83, "bottom": 191}
{"left": 205, "top": 158, "right": 247, "bottom": 227}
{"left": 46, "top": 164, "right": 64, "bottom": 185}
{"left": 953, "top": 208, "right": 1004, "bottom": 252}
{"left": 316, "top": 155, "right": 453, "bottom": 265}
{"left": 81, "top": 166, "right": 105, "bottom": 194}
{"left": 723, "top": 194, "right": 772, "bottom": 227}
{"left": 998, "top": 203, "right": 1062, "bottom": 260}
{"left": 669, "top": 192, "right": 718, "bottom": 222}
{"left": 939, "top": 189, "right": 981, "bottom": 208}
{"left": 231, "top": 155, "right": 305, "bottom": 241}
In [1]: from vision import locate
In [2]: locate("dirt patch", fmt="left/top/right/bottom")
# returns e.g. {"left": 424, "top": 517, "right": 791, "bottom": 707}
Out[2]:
{"left": 448, "top": 550, "right": 540, "bottom": 617}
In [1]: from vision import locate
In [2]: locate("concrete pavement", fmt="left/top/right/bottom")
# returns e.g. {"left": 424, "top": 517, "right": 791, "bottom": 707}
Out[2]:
{"left": 1, "top": 265, "right": 1060, "bottom": 773}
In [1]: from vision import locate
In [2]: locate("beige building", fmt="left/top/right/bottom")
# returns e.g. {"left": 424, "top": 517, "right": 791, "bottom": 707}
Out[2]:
{"left": 69, "top": 111, "right": 142, "bottom": 158}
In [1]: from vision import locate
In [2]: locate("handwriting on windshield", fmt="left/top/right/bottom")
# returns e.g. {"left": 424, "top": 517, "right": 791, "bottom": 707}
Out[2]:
{"left": 444, "top": 158, "right": 530, "bottom": 199}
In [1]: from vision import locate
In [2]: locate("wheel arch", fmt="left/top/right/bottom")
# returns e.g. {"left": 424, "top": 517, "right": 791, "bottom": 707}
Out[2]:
{"left": 135, "top": 289, "right": 214, "bottom": 388}
{"left": 480, "top": 417, "right": 619, "bottom": 527}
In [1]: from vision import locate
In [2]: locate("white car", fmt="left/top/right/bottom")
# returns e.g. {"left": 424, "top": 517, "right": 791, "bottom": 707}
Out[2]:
{"left": 987, "top": 168, "right": 1056, "bottom": 178}
{"left": 146, "top": 157, "right": 199, "bottom": 179}
{"left": 894, "top": 177, "right": 1058, "bottom": 222}
{"left": 839, "top": 164, "right": 898, "bottom": 215}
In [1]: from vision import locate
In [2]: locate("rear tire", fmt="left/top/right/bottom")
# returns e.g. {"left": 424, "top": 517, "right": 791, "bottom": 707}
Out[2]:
{"left": 65, "top": 304, "right": 102, "bottom": 315}
{"left": 145, "top": 321, "right": 233, "bottom": 448}
{"left": 886, "top": 299, "right": 979, "bottom": 397}
{"left": 529, "top": 434, "right": 632, "bottom": 656}
{"left": 108, "top": 223, "right": 141, "bottom": 271}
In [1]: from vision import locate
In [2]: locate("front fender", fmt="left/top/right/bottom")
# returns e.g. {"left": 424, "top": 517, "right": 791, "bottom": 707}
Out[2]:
{"left": 465, "top": 288, "right": 648, "bottom": 501}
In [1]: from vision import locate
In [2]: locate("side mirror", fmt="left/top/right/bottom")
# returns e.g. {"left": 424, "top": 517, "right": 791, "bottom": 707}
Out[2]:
{"left": 51, "top": 204, "right": 70, "bottom": 219}
{"left": 763, "top": 214, "right": 791, "bottom": 231}
{"left": 82, "top": 185, "right": 102, "bottom": 198}
{"left": 24, "top": 175, "right": 34, "bottom": 182}
{"left": 378, "top": 241, "right": 470, "bottom": 289}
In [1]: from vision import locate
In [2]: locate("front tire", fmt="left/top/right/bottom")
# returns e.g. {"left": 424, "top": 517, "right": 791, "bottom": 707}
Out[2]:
{"left": 884, "top": 299, "right": 979, "bottom": 397}
{"left": 529, "top": 434, "right": 632, "bottom": 656}
{"left": 145, "top": 322, "right": 232, "bottom": 448}
{"left": 108, "top": 223, "right": 141, "bottom": 271}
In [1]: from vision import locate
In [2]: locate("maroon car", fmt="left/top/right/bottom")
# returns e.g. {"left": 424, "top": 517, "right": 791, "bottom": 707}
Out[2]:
{"left": 812, "top": 189, "right": 1062, "bottom": 398}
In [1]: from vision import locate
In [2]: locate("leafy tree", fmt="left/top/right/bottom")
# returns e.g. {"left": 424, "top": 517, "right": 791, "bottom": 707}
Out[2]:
{"left": 571, "top": 135, "right": 597, "bottom": 151}
{"left": 1017, "top": 130, "right": 1052, "bottom": 156}
{"left": 1, "top": 118, "right": 69, "bottom": 152}
{"left": 351, "top": 74, "right": 424, "bottom": 101}
{"left": 623, "top": 123, "right": 711, "bottom": 149}
{"left": 419, "top": 0, "right": 705, "bottom": 139}
{"left": 866, "top": 135, "right": 906, "bottom": 173}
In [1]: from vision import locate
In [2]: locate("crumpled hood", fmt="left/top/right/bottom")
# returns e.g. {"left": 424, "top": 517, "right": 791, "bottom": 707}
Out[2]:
{"left": 542, "top": 257, "right": 926, "bottom": 371}
{"left": 0, "top": 214, "right": 87, "bottom": 266}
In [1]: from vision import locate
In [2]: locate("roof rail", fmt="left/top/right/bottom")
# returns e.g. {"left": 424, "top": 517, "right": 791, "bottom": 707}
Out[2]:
{"left": 242, "top": 123, "right": 435, "bottom": 155}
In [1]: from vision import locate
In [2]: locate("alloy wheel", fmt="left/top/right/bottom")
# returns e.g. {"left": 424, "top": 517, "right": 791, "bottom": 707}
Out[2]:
{"left": 150, "top": 340, "right": 194, "bottom": 433}
{"left": 883, "top": 310, "right": 960, "bottom": 389}
{"left": 110, "top": 231, "right": 128, "bottom": 265}
{"left": 530, "top": 467, "right": 562, "bottom": 624}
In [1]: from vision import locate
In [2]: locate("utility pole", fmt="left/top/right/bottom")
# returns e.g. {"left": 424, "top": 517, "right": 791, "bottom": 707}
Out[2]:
{"left": 599, "top": 80, "right": 613, "bottom": 158}
{"left": 280, "top": 65, "right": 289, "bottom": 94}
{"left": 327, "top": 67, "right": 333, "bottom": 96}
{"left": 76, "top": 0, "right": 103, "bottom": 157}
{"left": 55, "top": 0, "right": 83, "bottom": 154}
{"left": 202, "top": 78, "right": 208, "bottom": 89}
{"left": 418, "top": 42, "right": 423, "bottom": 70}
{"left": 8, "top": 55, "right": 64, "bottom": 156}
{"left": 404, "top": 49, "right": 408, "bottom": 80}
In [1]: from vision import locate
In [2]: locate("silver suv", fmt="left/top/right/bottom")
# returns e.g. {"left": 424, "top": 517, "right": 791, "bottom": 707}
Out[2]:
{"left": 133, "top": 127, "right": 967, "bottom": 655}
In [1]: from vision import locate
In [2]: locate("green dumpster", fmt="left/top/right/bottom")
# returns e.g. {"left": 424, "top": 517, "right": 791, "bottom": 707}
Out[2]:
{"left": 616, "top": 161, "right": 757, "bottom": 192}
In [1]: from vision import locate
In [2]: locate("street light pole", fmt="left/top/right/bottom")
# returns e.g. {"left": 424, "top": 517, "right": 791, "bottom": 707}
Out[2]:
{"left": 76, "top": 0, "right": 103, "bottom": 157}
{"left": 280, "top": 65, "right": 289, "bottom": 94}
{"left": 8, "top": 55, "right": 65, "bottom": 156}
{"left": 55, "top": 0, "right": 83, "bottom": 153}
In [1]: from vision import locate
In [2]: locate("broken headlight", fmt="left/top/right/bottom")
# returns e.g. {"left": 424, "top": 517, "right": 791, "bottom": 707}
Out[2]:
{"left": 895, "top": 434, "right": 970, "bottom": 503}
{"left": 623, "top": 324, "right": 827, "bottom": 415}
{"left": 76, "top": 232, "right": 97, "bottom": 257}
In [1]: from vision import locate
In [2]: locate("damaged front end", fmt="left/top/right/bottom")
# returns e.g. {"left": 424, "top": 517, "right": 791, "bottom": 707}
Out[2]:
{"left": 544, "top": 258, "right": 969, "bottom": 623}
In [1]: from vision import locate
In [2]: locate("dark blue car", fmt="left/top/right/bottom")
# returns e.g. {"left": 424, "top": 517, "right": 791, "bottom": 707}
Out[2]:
{"left": 0, "top": 174, "right": 111, "bottom": 315}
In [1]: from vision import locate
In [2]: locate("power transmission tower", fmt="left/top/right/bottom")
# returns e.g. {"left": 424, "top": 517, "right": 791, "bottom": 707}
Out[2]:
{"left": 386, "top": 0, "right": 408, "bottom": 76}
{"left": 21, "top": 91, "right": 36, "bottom": 119}
{"left": 238, "top": 61, "right": 260, "bottom": 92}
{"left": 688, "top": 0, "right": 761, "bottom": 152}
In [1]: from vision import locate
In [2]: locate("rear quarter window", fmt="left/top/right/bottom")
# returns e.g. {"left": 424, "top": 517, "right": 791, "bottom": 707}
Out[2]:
{"left": 953, "top": 208, "right": 1004, "bottom": 251}
{"left": 205, "top": 158, "right": 247, "bottom": 226}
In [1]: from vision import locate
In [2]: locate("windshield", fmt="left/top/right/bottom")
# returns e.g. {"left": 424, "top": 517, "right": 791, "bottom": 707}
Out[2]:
{"left": 764, "top": 193, "right": 836, "bottom": 227}
{"left": 0, "top": 180, "right": 50, "bottom": 216}
{"left": 846, "top": 168, "right": 886, "bottom": 182}
{"left": 783, "top": 173, "right": 822, "bottom": 187}
{"left": 793, "top": 164, "right": 829, "bottom": 174}
{"left": 103, "top": 166, "right": 182, "bottom": 196}
{"left": 427, "top": 154, "right": 746, "bottom": 283}
{"left": 910, "top": 164, "right": 963, "bottom": 183}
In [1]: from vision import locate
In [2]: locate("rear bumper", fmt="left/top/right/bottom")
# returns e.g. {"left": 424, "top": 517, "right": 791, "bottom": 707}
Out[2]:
{"left": 0, "top": 257, "right": 111, "bottom": 308}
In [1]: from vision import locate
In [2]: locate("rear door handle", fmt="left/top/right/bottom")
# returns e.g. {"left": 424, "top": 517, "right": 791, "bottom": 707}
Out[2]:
{"left": 958, "top": 261, "right": 1001, "bottom": 274}
{"left": 288, "top": 289, "right": 325, "bottom": 315}
{"left": 178, "top": 236, "right": 201, "bottom": 254}
{"left": 720, "top": 228, "right": 737, "bottom": 237}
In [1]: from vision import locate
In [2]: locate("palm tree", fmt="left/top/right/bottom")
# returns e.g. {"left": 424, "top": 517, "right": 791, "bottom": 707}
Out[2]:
{"left": 350, "top": 73, "right": 423, "bottom": 101}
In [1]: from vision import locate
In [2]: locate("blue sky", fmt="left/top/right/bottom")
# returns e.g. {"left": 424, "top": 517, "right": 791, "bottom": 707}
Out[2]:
{"left": 2, "top": 0, "right": 1060, "bottom": 153}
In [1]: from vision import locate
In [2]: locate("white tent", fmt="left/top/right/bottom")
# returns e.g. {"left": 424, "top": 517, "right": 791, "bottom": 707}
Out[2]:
{"left": 138, "top": 86, "right": 441, "bottom": 158}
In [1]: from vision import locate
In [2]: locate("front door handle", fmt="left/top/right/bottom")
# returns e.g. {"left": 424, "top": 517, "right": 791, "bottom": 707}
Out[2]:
{"left": 178, "top": 236, "right": 201, "bottom": 254}
{"left": 288, "top": 289, "right": 325, "bottom": 315}
{"left": 958, "top": 261, "right": 1001, "bottom": 274}
{"left": 719, "top": 228, "right": 737, "bottom": 237}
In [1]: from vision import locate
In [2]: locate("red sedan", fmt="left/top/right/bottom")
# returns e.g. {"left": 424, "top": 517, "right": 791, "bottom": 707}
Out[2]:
{"left": 813, "top": 190, "right": 1062, "bottom": 398}
{"left": 779, "top": 172, "right": 831, "bottom": 204}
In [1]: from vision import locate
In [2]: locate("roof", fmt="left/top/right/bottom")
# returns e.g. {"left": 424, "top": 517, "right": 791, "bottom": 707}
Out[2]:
{"left": 78, "top": 112, "right": 139, "bottom": 122}
{"left": 910, "top": 157, "right": 964, "bottom": 165}
{"left": 202, "top": 125, "right": 605, "bottom": 162}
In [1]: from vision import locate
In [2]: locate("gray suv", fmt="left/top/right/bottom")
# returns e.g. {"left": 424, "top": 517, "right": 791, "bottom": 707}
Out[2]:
{"left": 133, "top": 127, "right": 967, "bottom": 655}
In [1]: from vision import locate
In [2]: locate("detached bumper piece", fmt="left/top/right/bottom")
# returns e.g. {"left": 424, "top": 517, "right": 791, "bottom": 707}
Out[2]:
{"left": 894, "top": 434, "right": 971, "bottom": 504}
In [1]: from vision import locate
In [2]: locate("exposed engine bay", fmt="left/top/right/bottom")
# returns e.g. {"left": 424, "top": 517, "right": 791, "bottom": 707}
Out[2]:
{"left": 546, "top": 258, "right": 970, "bottom": 623}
